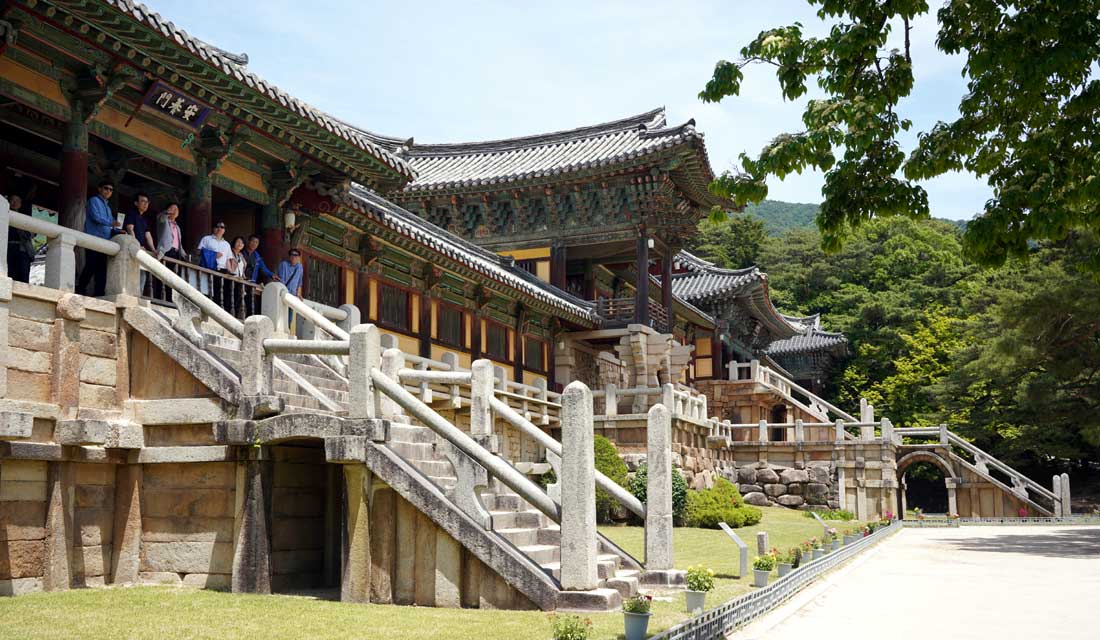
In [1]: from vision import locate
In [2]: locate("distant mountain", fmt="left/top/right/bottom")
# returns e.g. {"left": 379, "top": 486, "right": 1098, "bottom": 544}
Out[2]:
{"left": 743, "top": 200, "right": 968, "bottom": 236}
{"left": 742, "top": 200, "right": 820, "bottom": 236}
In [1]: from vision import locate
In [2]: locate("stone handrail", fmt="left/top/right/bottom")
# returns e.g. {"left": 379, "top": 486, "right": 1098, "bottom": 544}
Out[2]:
{"left": 706, "top": 417, "right": 890, "bottom": 444}
{"left": 728, "top": 359, "right": 857, "bottom": 423}
{"left": 134, "top": 250, "right": 245, "bottom": 337}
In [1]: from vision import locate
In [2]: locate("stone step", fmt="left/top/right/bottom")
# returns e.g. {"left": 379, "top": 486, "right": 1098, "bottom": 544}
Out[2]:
{"left": 490, "top": 509, "right": 543, "bottom": 530}
{"left": 602, "top": 570, "right": 640, "bottom": 598}
{"left": 389, "top": 424, "right": 438, "bottom": 445}
{"left": 411, "top": 459, "right": 453, "bottom": 478}
{"left": 518, "top": 544, "right": 559, "bottom": 565}
{"left": 386, "top": 440, "right": 437, "bottom": 462}
{"left": 277, "top": 391, "right": 348, "bottom": 412}
{"left": 275, "top": 367, "right": 348, "bottom": 393}
{"left": 556, "top": 587, "right": 622, "bottom": 612}
{"left": 541, "top": 555, "right": 621, "bottom": 581}
{"left": 273, "top": 379, "right": 349, "bottom": 402}
{"left": 482, "top": 492, "right": 528, "bottom": 512}
{"left": 426, "top": 475, "right": 457, "bottom": 491}
{"left": 537, "top": 525, "right": 561, "bottom": 545}
{"left": 494, "top": 527, "right": 540, "bottom": 547}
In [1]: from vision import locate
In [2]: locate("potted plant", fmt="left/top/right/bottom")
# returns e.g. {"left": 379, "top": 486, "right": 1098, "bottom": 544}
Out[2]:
{"left": 684, "top": 565, "right": 715, "bottom": 614}
{"left": 549, "top": 614, "right": 591, "bottom": 640}
{"left": 913, "top": 506, "right": 924, "bottom": 520}
{"left": 776, "top": 548, "right": 797, "bottom": 577}
{"left": 827, "top": 527, "right": 840, "bottom": 551}
{"left": 622, "top": 594, "right": 653, "bottom": 640}
{"left": 842, "top": 527, "right": 858, "bottom": 545}
{"left": 752, "top": 553, "right": 775, "bottom": 587}
{"left": 811, "top": 537, "right": 824, "bottom": 560}
{"left": 790, "top": 545, "right": 803, "bottom": 569}
{"left": 799, "top": 539, "right": 814, "bottom": 564}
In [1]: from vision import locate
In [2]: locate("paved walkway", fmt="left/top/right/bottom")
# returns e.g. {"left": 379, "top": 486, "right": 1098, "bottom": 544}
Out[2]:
{"left": 733, "top": 525, "right": 1100, "bottom": 640}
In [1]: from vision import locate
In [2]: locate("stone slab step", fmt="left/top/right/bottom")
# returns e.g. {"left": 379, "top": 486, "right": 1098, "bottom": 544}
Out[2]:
{"left": 602, "top": 570, "right": 640, "bottom": 598}
{"left": 494, "top": 527, "right": 540, "bottom": 547}
{"left": 490, "top": 509, "right": 543, "bottom": 530}
{"left": 389, "top": 424, "right": 438, "bottom": 445}
{"left": 482, "top": 492, "right": 528, "bottom": 512}
{"left": 556, "top": 587, "right": 622, "bottom": 612}
{"left": 411, "top": 459, "right": 453, "bottom": 477}
{"left": 541, "top": 556, "right": 621, "bottom": 581}
{"left": 518, "top": 544, "right": 559, "bottom": 565}
{"left": 386, "top": 440, "right": 437, "bottom": 461}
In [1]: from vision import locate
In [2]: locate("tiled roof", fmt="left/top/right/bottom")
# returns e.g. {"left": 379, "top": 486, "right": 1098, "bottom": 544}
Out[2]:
{"left": 382, "top": 108, "right": 724, "bottom": 206}
{"left": 765, "top": 329, "right": 848, "bottom": 356}
{"left": 98, "top": 0, "right": 416, "bottom": 184}
{"left": 345, "top": 185, "right": 598, "bottom": 324}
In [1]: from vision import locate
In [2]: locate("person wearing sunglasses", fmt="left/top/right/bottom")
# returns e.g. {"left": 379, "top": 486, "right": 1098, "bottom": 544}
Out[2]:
{"left": 197, "top": 221, "right": 233, "bottom": 310}
{"left": 76, "top": 180, "right": 122, "bottom": 296}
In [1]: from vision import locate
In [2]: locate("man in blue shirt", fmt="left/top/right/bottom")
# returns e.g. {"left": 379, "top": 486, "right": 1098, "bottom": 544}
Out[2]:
{"left": 242, "top": 234, "right": 279, "bottom": 315}
{"left": 76, "top": 181, "right": 120, "bottom": 296}
{"left": 276, "top": 249, "right": 304, "bottom": 326}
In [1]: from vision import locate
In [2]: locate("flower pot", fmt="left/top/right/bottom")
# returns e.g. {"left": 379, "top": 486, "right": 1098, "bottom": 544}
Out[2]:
{"left": 812, "top": 548, "right": 824, "bottom": 560}
{"left": 685, "top": 590, "right": 707, "bottom": 614}
{"left": 753, "top": 569, "right": 770, "bottom": 587}
{"left": 844, "top": 535, "right": 857, "bottom": 545}
{"left": 830, "top": 540, "right": 840, "bottom": 551}
{"left": 777, "top": 562, "right": 792, "bottom": 577}
{"left": 623, "top": 611, "right": 652, "bottom": 640}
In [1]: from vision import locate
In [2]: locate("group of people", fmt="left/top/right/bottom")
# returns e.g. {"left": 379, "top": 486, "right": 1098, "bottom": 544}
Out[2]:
{"left": 33, "top": 179, "right": 308, "bottom": 317}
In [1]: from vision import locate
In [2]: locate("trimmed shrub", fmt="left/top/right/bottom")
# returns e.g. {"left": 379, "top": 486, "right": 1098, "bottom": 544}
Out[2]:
{"left": 594, "top": 435, "right": 628, "bottom": 523}
{"left": 684, "top": 478, "right": 763, "bottom": 529}
{"left": 627, "top": 463, "right": 688, "bottom": 525}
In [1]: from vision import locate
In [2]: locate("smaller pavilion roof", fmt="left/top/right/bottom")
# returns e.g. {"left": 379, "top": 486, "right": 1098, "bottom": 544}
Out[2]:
{"left": 766, "top": 314, "right": 848, "bottom": 357}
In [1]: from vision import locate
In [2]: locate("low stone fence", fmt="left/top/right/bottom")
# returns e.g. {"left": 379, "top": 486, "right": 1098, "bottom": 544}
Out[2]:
{"left": 903, "top": 516, "right": 1100, "bottom": 528}
{"left": 650, "top": 521, "right": 902, "bottom": 640}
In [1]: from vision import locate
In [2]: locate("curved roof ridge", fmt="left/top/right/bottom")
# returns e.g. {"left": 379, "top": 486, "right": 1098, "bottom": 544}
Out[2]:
{"left": 673, "top": 250, "right": 762, "bottom": 277}
{"left": 403, "top": 107, "right": 668, "bottom": 156}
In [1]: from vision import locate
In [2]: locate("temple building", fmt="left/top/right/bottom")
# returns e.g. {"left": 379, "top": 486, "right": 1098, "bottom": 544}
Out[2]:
{"left": 0, "top": 0, "right": 1059, "bottom": 612}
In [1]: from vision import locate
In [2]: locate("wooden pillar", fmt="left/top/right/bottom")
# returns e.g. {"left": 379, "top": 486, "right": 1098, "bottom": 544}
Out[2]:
{"left": 187, "top": 162, "right": 214, "bottom": 252}
{"left": 513, "top": 306, "right": 526, "bottom": 383}
{"left": 418, "top": 293, "right": 432, "bottom": 358}
{"left": 470, "top": 311, "right": 482, "bottom": 360}
{"left": 582, "top": 259, "right": 596, "bottom": 300}
{"left": 661, "top": 245, "right": 673, "bottom": 331}
{"left": 549, "top": 242, "right": 567, "bottom": 290}
{"left": 712, "top": 330, "right": 724, "bottom": 380}
{"left": 59, "top": 119, "right": 89, "bottom": 235}
{"left": 259, "top": 200, "right": 289, "bottom": 273}
{"left": 634, "top": 226, "right": 650, "bottom": 325}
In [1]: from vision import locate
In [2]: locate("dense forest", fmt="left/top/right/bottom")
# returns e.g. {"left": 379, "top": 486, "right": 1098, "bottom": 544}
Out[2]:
{"left": 688, "top": 210, "right": 1100, "bottom": 494}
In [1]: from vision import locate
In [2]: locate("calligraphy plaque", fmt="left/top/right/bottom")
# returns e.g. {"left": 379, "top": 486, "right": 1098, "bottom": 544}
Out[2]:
{"left": 142, "top": 80, "right": 211, "bottom": 129}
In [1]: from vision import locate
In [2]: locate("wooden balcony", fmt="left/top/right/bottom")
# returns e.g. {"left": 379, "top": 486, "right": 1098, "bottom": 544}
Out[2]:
{"left": 595, "top": 296, "right": 670, "bottom": 333}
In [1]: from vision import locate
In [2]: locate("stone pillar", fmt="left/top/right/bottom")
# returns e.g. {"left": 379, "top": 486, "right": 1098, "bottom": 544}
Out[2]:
{"left": 1060, "top": 473, "right": 1071, "bottom": 516}
{"left": 645, "top": 403, "right": 673, "bottom": 570}
{"left": 111, "top": 465, "right": 142, "bottom": 585}
{"left": 240, "top": 316, "right": 274, "bottom": 397}
{"left": 794, "top": 419, "right": 804, "bottom": 443}
{"left": 342, "top": 464, "right": 371, "bottom": 603}
{"left": 756, "top": 531, "right": 769, "bottom": 556}
{"left": 880, "top": 418, "right": 894, "bottom": 444}
{"left": 1052, "top": 474, "right": 1062, "bottom": 516}
{"left": 946, "top": 480, "right": 958, "bottom": 517}
{"left": 380, "top": 349, "right": 405, "bottom": 420}
{"left": 232, "top": 450, "right": 273, "bottom": 594}
{"left": 758, "top": 419, "right": 768, "bottom": 443}
{"left": 337, "top": 304, "right": 361, "bottom": 334}
{"left": 836, "top": 466, "right": 847, "bottom": 511}
{"left": 104, "top": 234, "right": 142, "bottom": 300}
{"left": 349, "top": 324, "right": 381, "bottom": 420}
{"left": 939, "top": 423, "right": 949, "bottom": 445}
{"left": 43, "top": 462, "right": 74, "bottom": 591}
{"left": 835, "top": 419, "right": 845, "bottom": 442}
{"left": 261, "top": 282, "right": 291, "bottom": 337}
{"left": 634, "top": 227, "right": 649, "bottom": 326}
{"left": 45, "top": 234, "right": 77, "bottom": 291}
{"left": 470, "top": 359, "right": 495, "bottom": 450}
{"left": 560, "top": 381, "right": 597, "bottom": 591}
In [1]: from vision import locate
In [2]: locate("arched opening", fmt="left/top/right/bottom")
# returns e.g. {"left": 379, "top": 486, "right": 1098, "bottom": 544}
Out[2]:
{"left": 769, "top": 405, "right": 787, "bottom": 441}
{"left": 899, "top": 460, "right": 948, "bottom": 516}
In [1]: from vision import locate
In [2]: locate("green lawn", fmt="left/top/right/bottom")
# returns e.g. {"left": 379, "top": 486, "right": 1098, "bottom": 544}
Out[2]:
{"left": 0, "top": 508, "right": 859, "bottom": 640}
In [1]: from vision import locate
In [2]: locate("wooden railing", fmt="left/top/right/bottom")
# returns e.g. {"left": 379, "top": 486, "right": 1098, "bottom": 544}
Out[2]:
{"left": 595, "top": 296, "right": 670, "bottom": 332}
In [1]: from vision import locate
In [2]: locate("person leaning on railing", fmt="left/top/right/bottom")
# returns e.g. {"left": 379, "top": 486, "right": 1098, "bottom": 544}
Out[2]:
{"left": 152, "top": 203, "right": 187, "bottom": 302}
{"left": 76, "top": 180, "right": 122, "bottom": 297}
{"left": 123, "top": 192, "right": 156, "bottom": 295}
{"left": 197, "top": 221, "right": 232, "bottom": 311}
{"left": 242, "top": 234, "right": 279, "bottom": 316}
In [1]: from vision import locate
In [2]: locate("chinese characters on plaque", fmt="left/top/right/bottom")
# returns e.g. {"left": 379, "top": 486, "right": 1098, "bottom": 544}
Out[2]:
{"left": 142, "top": 81, "right": 211, "bottom": 129}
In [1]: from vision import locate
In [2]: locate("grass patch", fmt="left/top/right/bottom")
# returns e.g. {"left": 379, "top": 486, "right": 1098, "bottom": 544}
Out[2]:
{"left": 0, "top": 508, "right": 859, "bottom": 639}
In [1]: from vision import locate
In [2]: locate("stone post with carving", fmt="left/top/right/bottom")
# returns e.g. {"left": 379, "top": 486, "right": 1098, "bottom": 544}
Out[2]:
{"left": 560, "top": 381, "right": 597, "bottom": 591}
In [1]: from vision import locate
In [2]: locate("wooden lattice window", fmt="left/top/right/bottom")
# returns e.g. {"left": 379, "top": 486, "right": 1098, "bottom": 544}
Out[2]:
{"left": 307, "top": 257, "right": 342, "bottom": 309}
{"left": 437, "top": 303, "right": 464, "bottom": 348}
{"left": 524, "top": 336, "right": 546, "bottom": 373}
{"left": 485, "top": 322, "right": 509, "bottom": 362}
{"left": 378, "top": 284, "right": 410, "bottom": 331}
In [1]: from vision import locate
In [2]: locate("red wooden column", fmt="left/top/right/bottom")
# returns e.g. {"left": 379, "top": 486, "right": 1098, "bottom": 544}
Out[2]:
{"left": 634, "top": 226, "right": 650, "bottom": 326}
{"left": 550, "top": 242, "right": 567, "bottom": 290}
{"left": 661, "top": 246, "right": 674, "bottom": 332}
{"left": 59, "top": 119, "right": 89, "bottom": 234}
{"left": 418, "top": 293, "right": 432, "bottom": 358}
{"left": 513, "top": 306, "right": 526, "bottom": 383}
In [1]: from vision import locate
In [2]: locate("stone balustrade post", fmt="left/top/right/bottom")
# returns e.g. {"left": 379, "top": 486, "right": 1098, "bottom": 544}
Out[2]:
{"left": 699, "top": 394, "right": 708, "bottom": 421}
{"left": 1052, "top": 474, "right": 1063, "bottom": 515}
{"left": 45, "top": 234, "right": 77, "bottom": 291}
{"left": 348, "top": 324, "right": 380, "bottom": 420}
{"left": 1061, "top": 472, "right": 1071, "bottom": 516}
{"left": 337, "top": 303, "right": 361, "bottom": 334}
{"left": 646, "top": 403, "right": 673, "bottom": 570}
{"left": 939, "top": 423, "right": 949, "bottom": 445}
{"left": 240, "top": 316, "right": 274, "bottom": 397}
{"left": 380, "top": 348, "right": 405, "bottom": 420}
{"left": 756, "top": 531, "right": 769, "bottom": 556}
{"left": 603, "top": 383, "right": 618, "bottom": 417}
{"left": 661, "top": 383, "right": 675, "bottom": 416}
{"left": 261, "top": 282, "right": 290, "bottom": 337}
{"left": 881, "top": 417, "right": 894, "bottom": 444}
{"left": 535, "top": 378, "right": 549, "bottom": 426}
{"left": 105, "top": 234, "right": 142, "bottom": 300}
{"left": 794, "top": 418, "right": 804, "bottom": 443}
{"left": 726, "top": 360, "right": 736, "bottom": 381}
{"left": 560, "top": 381, "right": 597, "bottom": 590}
{"left": 835, "top": 419, "right": 845, "bottom": 442}
{"left": 470, "top": 359, "right": 496, "bottom": 452}
{"left": 758, "top": 419, "right": 768, "bottom": 443}
{"left": 749, "top": 359, "right": 760, "bottom": 381}
{"left": 441, "top": 352, "right": 462, "bottom": 409}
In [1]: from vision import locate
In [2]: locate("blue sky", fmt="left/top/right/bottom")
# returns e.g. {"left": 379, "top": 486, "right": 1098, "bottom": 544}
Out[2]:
{"left": 152, "top": 0, "right": 989, "bottom": 221}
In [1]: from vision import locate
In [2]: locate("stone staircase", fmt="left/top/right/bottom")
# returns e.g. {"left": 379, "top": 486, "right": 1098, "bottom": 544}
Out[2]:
{"left": 386, "top": 421, "right": 641, "bottom": 608}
